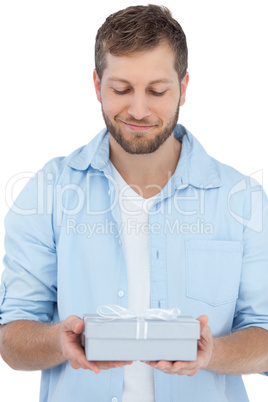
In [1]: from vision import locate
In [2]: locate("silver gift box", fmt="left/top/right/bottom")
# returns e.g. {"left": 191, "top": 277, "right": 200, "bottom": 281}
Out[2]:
{"left": 83, "top": 314, "right": 200, "bottom": 361}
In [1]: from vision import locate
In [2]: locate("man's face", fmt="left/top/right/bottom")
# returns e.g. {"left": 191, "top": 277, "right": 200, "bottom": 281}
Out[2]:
{"left": 94, "top": 42, "right": 189, "bottom": 154}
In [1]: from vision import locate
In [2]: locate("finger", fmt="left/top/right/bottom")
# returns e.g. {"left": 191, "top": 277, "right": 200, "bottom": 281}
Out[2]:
{"left": 93, "top": 361, "right": 133, "bottom": 372}
{"left": 172, "top": 361, "right": 198, "bottom": 371}
{"left": 71, "top": 356, "right": 119, "bottom": 373}
{"left": 65, "top": 342, "right": 93, "bottom": 370}
{"left": 66, "top": 316, "right": 84, "bottom": 334}
{"left": 69, "top": 351, "right": 96, "bottom": 370}
{"left": 172, "top": 368, "right": 199, "bottom": 377}
{"left": 158, "top": 364, "right": 199, "bottom": 377}
{"left": 69, "top": 357, "right": 96, "bottom": 371}
{"left": 155, "top": 361, "right": 173, "bottom": 371}
{"left": 97, "top": 361, "right": 132, "bottom": 368}
{"left": 62, "top": 315, "right": 84, "bottom": 336}
{"left": 142, "top": 361, "right": 158, "bottom": 367}
{"left": 196, "top": 315, "right": 209, "bottom": 333}
{"left": 73, "top": 320, "right": 84, "bottom": 334}
{"left": 115, "top": 361, "right": 133, "bottom": 367}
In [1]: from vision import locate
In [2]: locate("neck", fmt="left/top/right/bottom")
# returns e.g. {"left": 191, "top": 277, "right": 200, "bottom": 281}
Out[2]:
{"left": 109, "top": 133, "right": 181, "bottom": 198}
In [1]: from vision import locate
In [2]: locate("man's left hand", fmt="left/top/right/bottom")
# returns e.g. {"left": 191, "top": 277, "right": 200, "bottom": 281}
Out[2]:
{"left": 144, "top": 315, "right": 213, "bottom": 376}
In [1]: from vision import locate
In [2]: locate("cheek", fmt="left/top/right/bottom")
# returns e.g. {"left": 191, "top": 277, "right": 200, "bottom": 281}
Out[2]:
{"left": 153, "top": 101, "right": 178, "bottom": 120}
{"left": 101, "top": 92, "right": 127, "bottom": 117}
{"left": 152, "top": 92, "right": 180, "bottom": 116}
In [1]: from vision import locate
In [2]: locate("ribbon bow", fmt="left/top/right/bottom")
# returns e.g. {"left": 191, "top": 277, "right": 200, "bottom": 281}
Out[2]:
{"left": 97, "top": 304, "right": 181, "bottom": 320}
{"left": 96, "top": 305, "right": 181, "bottom": 339}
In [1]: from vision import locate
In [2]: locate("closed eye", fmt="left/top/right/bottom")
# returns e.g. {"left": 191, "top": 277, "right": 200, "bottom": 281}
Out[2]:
{"left": 113, "top": 89, "right": 130, "bottom": 95}
{"left": 113, "top": 88, "right": 167, "bottom": 96}
{"left": 150, "top": 90, "right": 166, "bottom": 97}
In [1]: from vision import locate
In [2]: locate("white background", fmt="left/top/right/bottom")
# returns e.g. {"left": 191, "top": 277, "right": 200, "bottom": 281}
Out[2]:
{"left": 0, "top": 0, "right": 267, "bottom": 401}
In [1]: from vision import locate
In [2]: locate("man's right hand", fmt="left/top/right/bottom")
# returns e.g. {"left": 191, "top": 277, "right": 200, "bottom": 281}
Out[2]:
{"left": 59, "top": 315, "right": 132, "bottom": 373}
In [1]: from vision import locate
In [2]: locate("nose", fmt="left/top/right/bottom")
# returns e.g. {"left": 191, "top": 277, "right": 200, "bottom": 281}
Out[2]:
{"left": 127, "top": 93, "right": 151, "bottom": 121}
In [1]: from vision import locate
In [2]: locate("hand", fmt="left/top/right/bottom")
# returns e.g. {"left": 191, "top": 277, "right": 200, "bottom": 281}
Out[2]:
{"left": 144, "top": 315, "right": 213, "bottom": 376}
{"left": 59, "top": 315, "right": 132, "bottom": 373}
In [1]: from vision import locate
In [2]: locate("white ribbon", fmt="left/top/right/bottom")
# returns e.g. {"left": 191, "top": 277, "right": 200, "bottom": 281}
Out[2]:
{"left": 96, "top": 305, "right": 181, "bottom": 339}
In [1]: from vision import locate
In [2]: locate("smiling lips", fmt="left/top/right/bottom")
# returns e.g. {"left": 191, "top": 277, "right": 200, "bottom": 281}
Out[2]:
{"left": 120, "top": 120, "right": 156, "bottom": 132}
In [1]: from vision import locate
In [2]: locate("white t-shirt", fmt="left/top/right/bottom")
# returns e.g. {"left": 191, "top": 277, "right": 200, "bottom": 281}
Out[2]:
{"left": 111, "top": 163, "right": 156, "bottom": 402}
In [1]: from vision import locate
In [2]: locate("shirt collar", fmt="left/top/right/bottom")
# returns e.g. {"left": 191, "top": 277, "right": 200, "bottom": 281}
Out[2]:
{"left": 67, "top": 127, "right": 110, "bottom": 171}
{"left": 67, "top": 124, "right": 221, "bottom": 189}
{"left": 172, "top": 125, "right": 221, "bottom": 189}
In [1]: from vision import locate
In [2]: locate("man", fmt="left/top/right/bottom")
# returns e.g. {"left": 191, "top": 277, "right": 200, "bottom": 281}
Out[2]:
{"left": 0, "top": 4, "right": 268, "bottom": 402}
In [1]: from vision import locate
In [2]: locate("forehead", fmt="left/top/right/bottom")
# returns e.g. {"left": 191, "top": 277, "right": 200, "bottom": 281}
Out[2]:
{"left": 102, "top": 42, "right": 179, "bottom": 84}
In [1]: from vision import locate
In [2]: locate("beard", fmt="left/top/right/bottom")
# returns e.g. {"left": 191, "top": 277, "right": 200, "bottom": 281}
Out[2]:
{"left": 101, "top": 102, "right": 180, "bottom": 155}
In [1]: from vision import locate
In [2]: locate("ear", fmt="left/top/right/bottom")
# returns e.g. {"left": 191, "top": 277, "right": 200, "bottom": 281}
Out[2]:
{"left": 93, "top": 69, "right": 101, "bottom": 103}
{"left": 179, "top": 72, "right": 189, "bottom": 106}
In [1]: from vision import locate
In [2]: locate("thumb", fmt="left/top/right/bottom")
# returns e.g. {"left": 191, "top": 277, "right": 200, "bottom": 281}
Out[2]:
{"left": 64, "top": 315, "right": 84, "bottom": 334}
{"left": 73, "top": 319, "right": 84, "bottom": 334}
{"left": 196, "top": 315, "right": 209, "bottom": 333}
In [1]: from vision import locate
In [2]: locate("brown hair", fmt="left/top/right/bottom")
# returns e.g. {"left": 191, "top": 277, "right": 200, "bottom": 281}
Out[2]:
{"left": 95, "top": 4, "right": 188, "bottom": 82}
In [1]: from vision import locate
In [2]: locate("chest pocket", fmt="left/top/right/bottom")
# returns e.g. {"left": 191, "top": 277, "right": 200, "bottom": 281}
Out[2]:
{"left": 185, "top": 240, "right": 243, "bottom": 307}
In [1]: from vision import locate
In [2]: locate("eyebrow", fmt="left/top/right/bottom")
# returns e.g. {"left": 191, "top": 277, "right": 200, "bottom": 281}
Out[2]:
{"left": 106, "top": 77, "right": 174, "bottom": 85}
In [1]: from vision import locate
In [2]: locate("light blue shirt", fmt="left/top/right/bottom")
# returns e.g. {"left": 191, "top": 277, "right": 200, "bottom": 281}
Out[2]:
{"left": 1, "top": 124, "right": 268, "bottom": 402}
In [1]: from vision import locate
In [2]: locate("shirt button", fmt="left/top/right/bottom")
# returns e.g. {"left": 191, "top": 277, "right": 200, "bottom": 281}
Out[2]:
{"left": 46, "top": 172, "right": 54, "bottom": 181}
{"left": 118, "top": 290, "right": 124, "bottom": 297}
{"left": 112, "top": 398, "right": 118, "bottom": 402}
{"left": 108, "top": 189, "right": 111, "bottom": 196}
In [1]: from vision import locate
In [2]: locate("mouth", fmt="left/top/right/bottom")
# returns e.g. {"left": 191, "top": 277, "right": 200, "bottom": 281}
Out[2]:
{"left": 120, "top": 120, "right": 156, "bottom": 132}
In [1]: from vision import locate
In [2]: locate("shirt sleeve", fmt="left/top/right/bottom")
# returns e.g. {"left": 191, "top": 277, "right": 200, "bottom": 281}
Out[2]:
{"left": 232, "top": 182, "right": 268, "bottom": 333}
{"left": 0, "top": 162, "right": 59, "bottom": 325}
